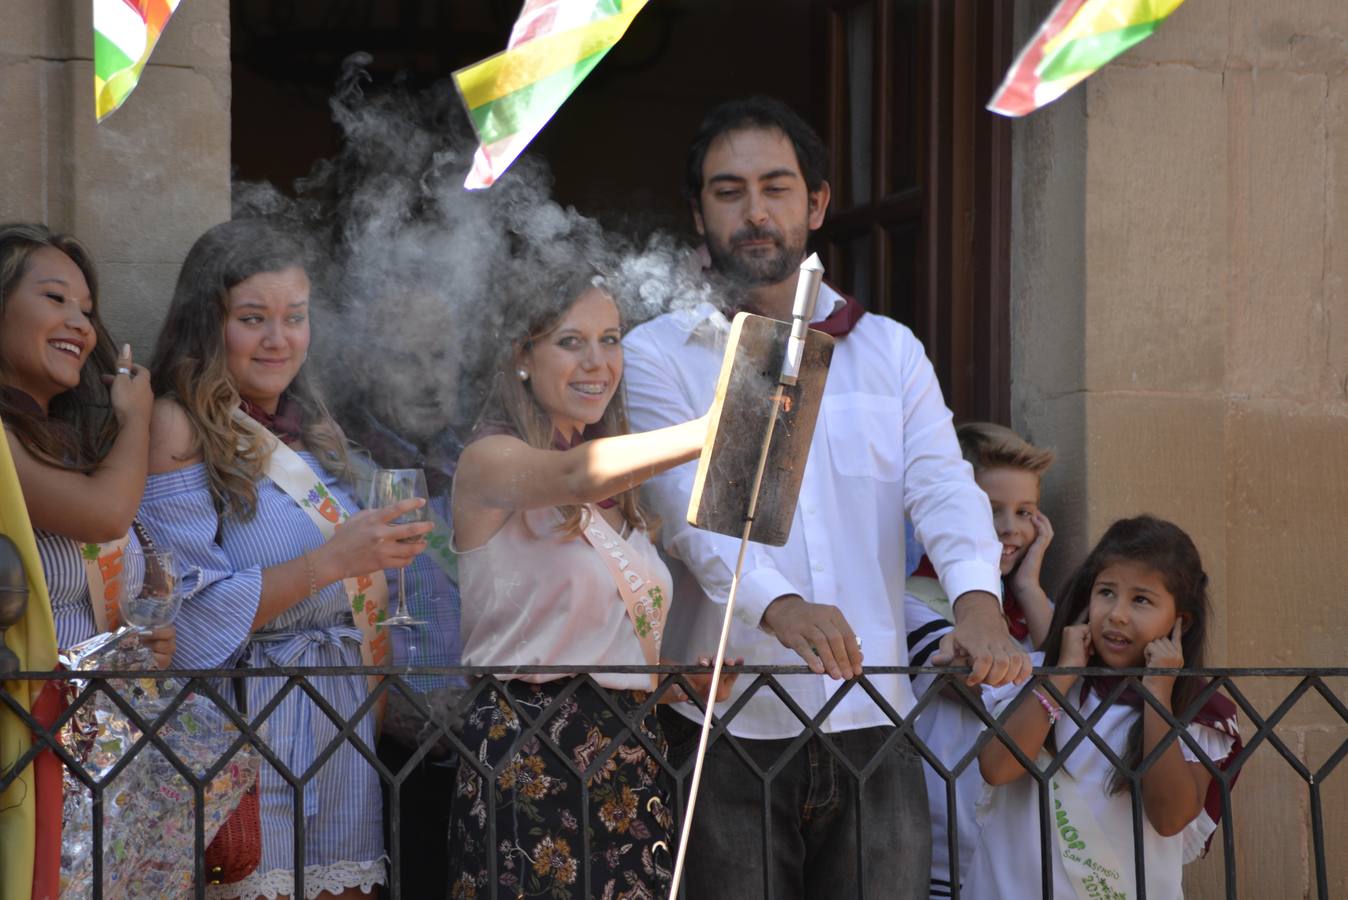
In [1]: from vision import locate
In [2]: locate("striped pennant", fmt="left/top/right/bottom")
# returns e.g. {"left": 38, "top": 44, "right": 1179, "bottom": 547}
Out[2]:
{"left": 988, "top": 0, "right": 1187, "bottom": 117}
{"left": 454, "top": 0, "right": 650, "bottom": 190}
{"left": 94, "top": 0, "right": 183, "bottom": 122}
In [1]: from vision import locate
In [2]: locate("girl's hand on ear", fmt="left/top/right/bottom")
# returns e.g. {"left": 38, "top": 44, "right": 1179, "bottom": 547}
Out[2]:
{"left": 1142, "top": 620, "right": 1185, "bottom": 698}
{"left": 1058, "top": 623, "right": 1093, "bottom": 669}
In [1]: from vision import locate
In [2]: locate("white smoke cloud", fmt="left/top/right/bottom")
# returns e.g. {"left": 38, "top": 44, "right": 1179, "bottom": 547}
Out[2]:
{"left": 232, "top": 53, "right": 725, "bottom": 442}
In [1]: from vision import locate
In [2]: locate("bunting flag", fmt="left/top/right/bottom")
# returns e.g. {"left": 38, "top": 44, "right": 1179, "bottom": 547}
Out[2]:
{"left": 987, "top": 0, "right": 1187, "bottom": 117}
{"left": 93, "top": 0, "right": 184, "bottom": 122}
{"left": 454, "top": 0, "right": 650, "bottom": 190}
{"left": 0, "top": 421, "right": 60, "bottom": 900}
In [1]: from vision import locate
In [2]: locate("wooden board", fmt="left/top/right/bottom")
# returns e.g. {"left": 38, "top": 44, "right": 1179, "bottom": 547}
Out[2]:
{"left": 687, "top": 312, "right": 834, "bottom": 546}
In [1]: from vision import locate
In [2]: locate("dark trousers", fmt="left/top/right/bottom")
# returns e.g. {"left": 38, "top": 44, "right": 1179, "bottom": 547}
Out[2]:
{"left": 661, "top": 707, "right": 931, "bottom": 900}
{"left": 377, "top": 737, "right": 456, "bottom": 899}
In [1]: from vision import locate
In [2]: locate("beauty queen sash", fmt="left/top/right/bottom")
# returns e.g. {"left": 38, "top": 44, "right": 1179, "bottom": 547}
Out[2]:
{"left": 1045, "top": 752, "right": 1135, "bottom": 900}
{"left": 233, "top": 411, "right": 391, "bottom": 690}
{"left": 83, "top": 536, "right": 131, "bottom": 631}
{"left": 579, "top": 505, "right": 667, "bottom": 690}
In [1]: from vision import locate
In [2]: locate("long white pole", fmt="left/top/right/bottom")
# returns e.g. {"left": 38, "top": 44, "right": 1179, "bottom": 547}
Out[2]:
{"left": 667, "top": 253, "right": 824, "bottom": 898}
{"left": 667, "top": 384, "right": 783, "bottom": 898}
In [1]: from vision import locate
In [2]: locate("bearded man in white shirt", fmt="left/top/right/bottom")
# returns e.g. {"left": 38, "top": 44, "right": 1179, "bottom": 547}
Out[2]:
{"left": 622, "top": 96, "right": 1032, "bottom": 899}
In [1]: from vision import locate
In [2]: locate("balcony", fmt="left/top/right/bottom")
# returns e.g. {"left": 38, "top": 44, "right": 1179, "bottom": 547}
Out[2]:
{"left": 2, "top": 664, "right": 1344, "bottom": 899}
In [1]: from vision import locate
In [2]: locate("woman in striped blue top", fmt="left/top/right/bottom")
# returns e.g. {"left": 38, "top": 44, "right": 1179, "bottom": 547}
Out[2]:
{"left": 0, "top": 223, "right": 173, "bottom": 665}
{"left": 141, "top": 220, "right": 431, "bottom": 900}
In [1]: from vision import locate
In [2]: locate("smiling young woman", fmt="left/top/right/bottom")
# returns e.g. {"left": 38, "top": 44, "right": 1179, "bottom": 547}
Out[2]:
{"left": 447, "top": 255, "right": 734, "bottom": 899}
{"left": 0, "top": 222, "right": 175, "bottom": 663}
{"left": 140, "top": 218, "right": 433, "bottom": 900}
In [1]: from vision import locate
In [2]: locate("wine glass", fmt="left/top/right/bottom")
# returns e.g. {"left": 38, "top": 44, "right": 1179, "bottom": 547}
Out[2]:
{"left": 368, "top": 468, "right": 428, "bottom": 627}
{"left": 120, "top": 547, "right": 182, "bottom": 631}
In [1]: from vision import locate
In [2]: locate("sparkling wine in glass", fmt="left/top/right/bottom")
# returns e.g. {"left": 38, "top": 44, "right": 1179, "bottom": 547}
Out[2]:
{"left": 368, "top": 468, "right": 428, "bottom": 627}
{"left": 121, "top": 548, "right": 181, "bottom": 631}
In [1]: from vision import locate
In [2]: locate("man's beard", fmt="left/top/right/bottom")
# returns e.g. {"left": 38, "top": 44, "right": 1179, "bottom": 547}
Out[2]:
{"left": 704, "top": 222, "right": 810, "bottom": 288}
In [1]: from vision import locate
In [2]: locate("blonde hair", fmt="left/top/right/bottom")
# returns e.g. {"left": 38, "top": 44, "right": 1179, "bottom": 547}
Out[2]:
{"left": 955, "top": 421, "right": 1055, "bottom": 478}
{"left": 473, "top": 263, "right": 653, "bottom": 540}
{"left": 150, "top": 220, "right": 350, "bottom": 519}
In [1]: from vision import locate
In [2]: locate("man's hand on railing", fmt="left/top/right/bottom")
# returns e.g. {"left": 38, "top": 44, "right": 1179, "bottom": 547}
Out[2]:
{"left": 931, "top": 591, "right": 1032, "bottom": 687}
{"left": 761, "top": 594, "right": 864, "bottom": 680}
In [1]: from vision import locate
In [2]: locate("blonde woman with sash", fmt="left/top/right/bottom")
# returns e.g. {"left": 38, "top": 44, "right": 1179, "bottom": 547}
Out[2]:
{"left": 140, "top": 220, "right": 431, "bottom": 900}
{"left": 0, "top": 223, "right": 175, "bottom": 665}
{"left": 447, "top": 262, "right": 735, "bottom": 900}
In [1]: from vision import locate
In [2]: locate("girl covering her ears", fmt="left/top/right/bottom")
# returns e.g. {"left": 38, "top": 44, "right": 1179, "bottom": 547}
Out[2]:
{"left": 966, "top": 516, "right": 1242, "bottom": 900}
{"left": 0, "top": 223, "right": 175, "bottom": 666}
{"left": 447, "top": 258, "right": 735, "bottom": 900}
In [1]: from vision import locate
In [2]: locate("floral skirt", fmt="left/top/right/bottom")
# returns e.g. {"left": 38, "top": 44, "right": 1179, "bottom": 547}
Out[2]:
{"left": 448, "top": 679, "right": 675, "bottom": 899}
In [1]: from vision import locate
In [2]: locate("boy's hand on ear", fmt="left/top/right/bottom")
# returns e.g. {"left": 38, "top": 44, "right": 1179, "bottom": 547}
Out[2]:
{"left": 1011, "top": 511, "right": 1054, "bottom": 596}
{"left": 1142, "top": 620, "right": 1185, "bottom": 697}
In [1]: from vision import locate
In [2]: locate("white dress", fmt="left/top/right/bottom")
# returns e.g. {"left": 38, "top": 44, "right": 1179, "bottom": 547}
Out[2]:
{"left": 964, "top": 656, "right": 1236, "bottom": 900}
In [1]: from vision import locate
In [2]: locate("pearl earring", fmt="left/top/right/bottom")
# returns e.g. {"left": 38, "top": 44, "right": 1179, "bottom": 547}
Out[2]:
{"left": 516, "top": 368, "right": 529, "bottom": 382}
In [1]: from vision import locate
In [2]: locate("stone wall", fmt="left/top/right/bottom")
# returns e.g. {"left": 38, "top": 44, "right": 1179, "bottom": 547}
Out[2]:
{"left": 1012, "top": 0, "right": 1348, "bottom": 895}
{"left": 0, "top": 1, "right": 231, "bottom": 353}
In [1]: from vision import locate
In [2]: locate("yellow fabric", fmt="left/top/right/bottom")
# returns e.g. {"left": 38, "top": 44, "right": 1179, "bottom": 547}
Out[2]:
{"left": 1045, "top": 0, "right": 1188, "bottom": 56}
{"left": 0, "top": 420, "right": 58, "bottom": 900}
{"left": 454, "top": 0, "right": 648, "bottom": 108}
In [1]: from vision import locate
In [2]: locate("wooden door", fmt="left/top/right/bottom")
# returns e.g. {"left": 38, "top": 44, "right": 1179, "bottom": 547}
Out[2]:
{"left": 814, "top": 0, "right": 1014, "bottom": 424}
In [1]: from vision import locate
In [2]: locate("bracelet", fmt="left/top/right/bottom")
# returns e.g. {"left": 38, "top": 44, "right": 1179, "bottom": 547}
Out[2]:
{"left": 1031, "top": 687, "right": 1062, "bottom": 725}
{"left": 302, "top": 551, "right": 318, "bottom": 600}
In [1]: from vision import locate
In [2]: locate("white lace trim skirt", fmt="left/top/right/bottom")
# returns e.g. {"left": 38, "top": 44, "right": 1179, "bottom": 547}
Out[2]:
{"left": 205, "top": 858, "right": 387, "bottom": 900}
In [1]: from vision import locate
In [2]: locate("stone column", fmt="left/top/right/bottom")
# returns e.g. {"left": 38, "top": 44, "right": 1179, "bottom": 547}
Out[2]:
{"left": 0, "top": 1, "right": 230, "bottom": 352}
{"left": 1012, "top": 0, "right": 1348, "bottom": 893}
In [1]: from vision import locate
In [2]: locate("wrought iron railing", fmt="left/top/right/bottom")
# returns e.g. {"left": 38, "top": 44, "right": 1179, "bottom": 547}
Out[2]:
{"left": 2, "top": 665, "right": 1345, "bottom": 899}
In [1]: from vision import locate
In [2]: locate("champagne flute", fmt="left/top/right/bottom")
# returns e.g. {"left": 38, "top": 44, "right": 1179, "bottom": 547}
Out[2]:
{"left": 369, "top": 468, "right": 428, "bottom": 627}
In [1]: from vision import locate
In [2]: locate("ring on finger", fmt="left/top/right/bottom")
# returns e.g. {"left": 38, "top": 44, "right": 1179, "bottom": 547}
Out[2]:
{"left": 116, "top": 366, "right": 132, "bottom": 376}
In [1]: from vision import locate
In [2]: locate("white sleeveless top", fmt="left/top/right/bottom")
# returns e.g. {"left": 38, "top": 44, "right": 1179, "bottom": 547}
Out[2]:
{"left": 457, "top": 506, "right": 672, "bottom": 691}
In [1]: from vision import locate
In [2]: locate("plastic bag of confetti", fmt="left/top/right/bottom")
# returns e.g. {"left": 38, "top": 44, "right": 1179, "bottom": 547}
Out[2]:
{"left": 57, "top": 629, "right": 261, "bottom": 898}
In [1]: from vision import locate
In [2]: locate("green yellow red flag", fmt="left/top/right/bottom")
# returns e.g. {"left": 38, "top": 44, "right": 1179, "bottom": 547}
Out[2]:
{"left": 94, "top": 0, "right": 184, "bottom": 122}
{"left": 988, "top": 0, "right": 1187, "bottom": 117}
{"left": 0, "top": 421, "right": 60, "bottom": 900}
{"left": 454, "top": 0, "right": 650, "bottom": 190}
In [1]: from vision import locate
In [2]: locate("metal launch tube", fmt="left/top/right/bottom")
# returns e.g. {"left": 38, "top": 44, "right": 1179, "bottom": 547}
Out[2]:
{"left": 780, "top": 252, "right": 824, "bottom": 385}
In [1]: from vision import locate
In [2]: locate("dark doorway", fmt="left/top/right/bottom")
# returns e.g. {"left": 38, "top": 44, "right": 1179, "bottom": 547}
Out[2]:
{"left": 230, "top": 0, "right": 1010, "bottom": 422}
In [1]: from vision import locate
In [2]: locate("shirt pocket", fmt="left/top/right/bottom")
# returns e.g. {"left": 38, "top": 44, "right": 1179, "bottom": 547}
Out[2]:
{"left": 823, "top": 392, "right": 905, "bottom": 482}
